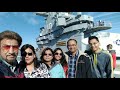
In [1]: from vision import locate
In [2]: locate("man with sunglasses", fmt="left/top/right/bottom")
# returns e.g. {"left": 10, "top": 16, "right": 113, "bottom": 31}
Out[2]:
{"left": 0, "top": 30, "right": 23, "bottom": 78}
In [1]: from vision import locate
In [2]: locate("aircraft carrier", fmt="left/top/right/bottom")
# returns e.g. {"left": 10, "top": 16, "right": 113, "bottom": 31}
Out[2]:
{"left": 36, "top": 12, "right": 112, "bottom": 52}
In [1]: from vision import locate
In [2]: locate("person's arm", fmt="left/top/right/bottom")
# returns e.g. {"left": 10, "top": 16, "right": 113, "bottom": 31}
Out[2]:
{"left": 85, "top": 56, "right": 94, "bottom": 78}
{"left": 105, "top": 54, "right": 114, "bottom": 78}
{"left": 112, "top": 53, "right": 116, "bottom": 69}
{"left": 0, "top": 69, "right": 17, "bottom": 78}
{"left": 0, "top": 70, "right": 5, "bottom": 78}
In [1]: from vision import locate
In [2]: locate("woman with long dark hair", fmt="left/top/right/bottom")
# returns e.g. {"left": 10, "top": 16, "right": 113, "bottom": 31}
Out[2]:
{"left": 19, "top": 44, "right": 50, "bottom": 78}
{"left": 54, "top": 48, "right": 68, "bottom": 78}
{"left": 41, "top": 47, "right": 65, "bottom": 78}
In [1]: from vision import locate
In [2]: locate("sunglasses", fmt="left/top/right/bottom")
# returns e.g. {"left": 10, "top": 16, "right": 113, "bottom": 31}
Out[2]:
{"left": 22, "top": 52, "right": 33, "bottom": 57}
{"left": 2, "top": 45, "right": 19, "bottom": 51}
{"left": 44, "top": 53, "right": 53, "bottom": 56}
{"left": 54, "top": 53, "right": 62, "bottom": 56}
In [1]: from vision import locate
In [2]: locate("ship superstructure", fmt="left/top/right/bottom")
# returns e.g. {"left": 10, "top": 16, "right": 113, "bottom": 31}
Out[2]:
{"left": 36, "top": 12, "right": 112, "bottom": 52}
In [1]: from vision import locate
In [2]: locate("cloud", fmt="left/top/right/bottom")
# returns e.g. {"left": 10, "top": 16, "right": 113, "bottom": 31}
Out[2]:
{"left": 0, "top": 12, "right": 40, "bottom": 27}
{"left": 28, "top": 17, "right": 39, "bottom": 25}
{"left": 0, "top": 12, "right": 10, "bottom": 19}
{"left": 94, "top": 12, "right": 120, "bottom": 19}
{"left": 0, "top": 12, "right": 9, "bottom": 16}
{"left": 20, "top": 12, "right": 39, "bottom": 25}
{"left": 12, "top": 12, "right": 19, "bottom": 16}
{"left": 0, "top": 12, "right": 39, "bottom": 25}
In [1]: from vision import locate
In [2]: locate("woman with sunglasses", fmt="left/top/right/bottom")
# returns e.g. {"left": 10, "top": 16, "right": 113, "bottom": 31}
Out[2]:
{"left": 54, "top": 48, "right": 68, "bottom": 78}
{"left": 19, "top": 44, "right": 50, "bottom": 78}
{"left": 41, "top": 47, "right": 65, "bottom": 78}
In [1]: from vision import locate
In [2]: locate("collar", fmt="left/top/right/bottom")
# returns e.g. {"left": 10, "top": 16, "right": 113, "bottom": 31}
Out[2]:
{"left": 0, "top": 56, "right": 12, "bottom": 67}
{"left": 92, "top": 48, "right": 103, "bottom": 54}
{"left": 24, "top": 67, "right": 36, "bottom": 73}
{"left": 69, "top": 50, "right": 79, "bottom": 57}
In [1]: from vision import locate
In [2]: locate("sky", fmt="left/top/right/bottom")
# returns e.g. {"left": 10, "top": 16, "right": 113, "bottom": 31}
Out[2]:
{"left": 0, "top": 12, "right": 45, "bottom": 48}
{"left": 0, "top": 12, "right": 119, "bottom": 49}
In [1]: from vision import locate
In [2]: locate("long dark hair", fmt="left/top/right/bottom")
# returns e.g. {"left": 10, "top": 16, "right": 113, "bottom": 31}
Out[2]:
{"left": 19, "top": 44, "right": 40, "bottom": 72}
{"left": 54, "top": 48, "right": 67, "bottom": 67}
{"left": 40, "top": 47, "right": 54, "bottom": 69}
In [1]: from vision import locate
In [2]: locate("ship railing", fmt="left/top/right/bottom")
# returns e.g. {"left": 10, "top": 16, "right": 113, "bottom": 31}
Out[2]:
{"left": 37, "top": 40, "right": 49, "bottom": 45}
{"left": 37, "top": 41, "right": 43, "bottom": 44}
{"left": 94, "top": 21, "right": 112, "bottom": 28}
{"left": 37, "top": 36, "right": 48, "bottom": 41}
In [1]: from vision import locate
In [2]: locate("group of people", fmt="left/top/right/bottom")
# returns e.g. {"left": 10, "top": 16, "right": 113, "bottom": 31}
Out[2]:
{"left": 0, "top": 30, "right": 115, "bottom": 78}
